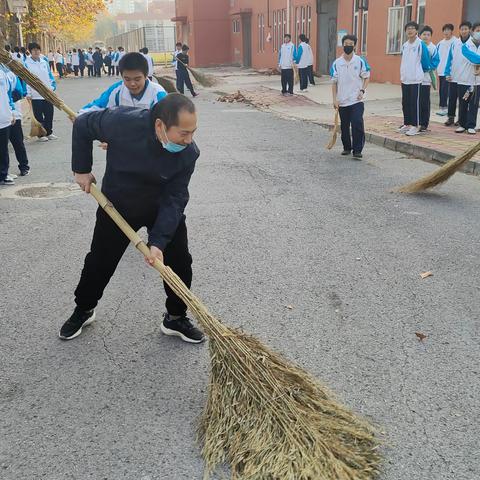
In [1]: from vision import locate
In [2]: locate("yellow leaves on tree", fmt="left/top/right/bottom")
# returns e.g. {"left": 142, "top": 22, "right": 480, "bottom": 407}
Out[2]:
{"left": 25, "top": 0, "right": 106, "bottom": 42}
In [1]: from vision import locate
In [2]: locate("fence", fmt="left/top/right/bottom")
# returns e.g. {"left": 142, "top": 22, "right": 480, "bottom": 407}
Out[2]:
{"left": 106, "top": 25, "right": 176, "bottom": 55}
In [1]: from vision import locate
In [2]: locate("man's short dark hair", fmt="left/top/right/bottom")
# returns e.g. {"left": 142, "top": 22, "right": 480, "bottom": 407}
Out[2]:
{"left": 176, "top": 42, "right": 182, "bottom": 47}
{"left": 342, "top": 34, "right": 358, "bottom": 45}
{"left": 473, "top": 22, "right": 480, "bottom": 31}
{"left": 284, "top": 34, "right": 291, "bottom": 39}
{"left": 404, "top": 21, "right": 419, "bottom": 32}
{"left": 20, "top": 47, "right": 26, "bottom": 54}
{"left": 420, "top": 25, "right": 433, "bottom": 35}
{"left": 460, "top": 21, "right": 472, "bottom": 29}
{"left": 119, "top": 52, "right": 148, "bottom": 76}
{"left": 182, "top": 44, "right": 189, "bottom": 52}
{"left": 4, "top": 44, "right": 10, "bottom": 51}
{"left": 443, "top": 23, "right": 454, "bottom": 32}
{"left": 299, "top": 34, "right": 307, "bottom": 42}
{"left": 142, "top": 47, "right": 149, "bottom": 54}
{"left": 28, "top": 42, "right": 41, "bottom": 51}
{"left": 152, "top": 93, "right": 196, "bottom": 129}
{"left": 14, "top": 46, "right": 20, "bottom": 53}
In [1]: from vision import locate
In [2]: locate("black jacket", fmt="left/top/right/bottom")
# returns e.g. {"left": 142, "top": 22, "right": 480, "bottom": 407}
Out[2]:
{"left": 72, "top": 107, "right": 199, "bottom": 250}
{"left": 176, "top": 52, "right": 189, "bottom": 72}
{"left": 92, "top": 51, "right": 103, "bottom": 66}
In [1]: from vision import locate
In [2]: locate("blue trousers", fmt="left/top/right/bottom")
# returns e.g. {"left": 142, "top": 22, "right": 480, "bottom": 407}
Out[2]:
{"left": 339, "top": 102, "right": 365, "bottom": 154}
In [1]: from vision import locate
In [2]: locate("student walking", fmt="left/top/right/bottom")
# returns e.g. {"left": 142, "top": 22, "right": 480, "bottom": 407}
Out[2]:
{"left": 295, "top": 34, "right": 313, "bottom": 93}
{"left": 278, "top": 34, "right": 296, "bottom": 96}
{"left": 104, "top": 47, "right": 114, "bottom": 76}
{"left": 54, "top": 49, "right": 64, "bottom": 78}
{"left": 331, "top": 34, "right": 370, "bottom": 159}
{"left": 86, "top": 48, "right": 94, "bottom": 77}
{"left": 398, "top": 21, "right": 431, "bottom": 137}
{"left": 66, "top": 50, "right": 73, "bottom": 75}
{"left": 436, "top": 24, "right": 456, "bottom": 116}
{"left": 72, "top": 49, "right": 80, "bottom": 76}
{"left": 93, "top": 47, "right": 103, "bottom": 77}
{"left": 24, "top": 42, "right": 58, "bottom": 142}
{"left": 47, "top": 50, "right": 55, "bottom": 71}
{"left": 176, "top": 45, "right": 198, "bottom": 97}
{"left": 59, "top": 94, "right": 205, "bottom": 344}
{"left": 0, "top": 68, "right": 15, "bottom": 186}
{"left": 173, "top": 42, "right": 182, "bottom": 91}
{"left": 78, "top": 49, "right": 86, "bottom": 77}
{"left": 419, "top": 26, "right": 440, "bottom": 131}
{"left": 444, "top": 22, "right": 472, "bottom": 126}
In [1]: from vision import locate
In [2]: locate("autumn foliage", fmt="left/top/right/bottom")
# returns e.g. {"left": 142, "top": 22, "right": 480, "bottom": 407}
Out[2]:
{"left": 24, "top": 0, "right": 106, "bottom": 42}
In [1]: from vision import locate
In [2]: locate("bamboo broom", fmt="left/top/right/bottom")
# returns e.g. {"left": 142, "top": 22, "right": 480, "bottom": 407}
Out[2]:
{"left": 326, "top": 109, "right": 340, "bottom": 150}
{"left": 90, "top": 183, "right": 382, "bottom": 480}
{"left": 26, "top": 97, "right": 47, "bottom": 138}
{"left": 153, "top": 74, "right": 177, "bottom": 93}
{"left": 396, "top": 140, "right": 480, "bottom": 193}
{"left": 176, "top": 58, "right": 216, "bottom": 88}
{"left": 5, "top": 42, "right": 382, "bottom": 476}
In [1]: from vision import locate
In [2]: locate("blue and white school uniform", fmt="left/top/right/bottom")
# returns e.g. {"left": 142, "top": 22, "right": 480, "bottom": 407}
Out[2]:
{"left": 0, "top": 69, "right": 15, "bottom": 182}
{"left": 437, "top": 37, "right": 456, "bottom": 110}
{"left": 400, "top": 37, "right": 431, "bottom": 127}
{"left": 278, "top": 42, "right": 296, "bottom": 94}
{"left": 295, "top": 42, "right": 313, "bottom": 91}
{"left": 78, "top": 79, "right": 167, "bottom": 115}
{"left": 142, "top": 52, "right": 154, "bottom": 78}
{"left": 330, "top": 54, "right": 371, "bottom": 154}
{"left": 419, "top": 42, "right": 440, "bottom": 129}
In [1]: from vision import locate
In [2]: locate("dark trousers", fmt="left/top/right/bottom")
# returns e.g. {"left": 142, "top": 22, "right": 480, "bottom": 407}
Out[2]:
{"left": 56, "top": 63, "right": 64, "bottom": 78}
{"left": 79, "top": 66, "right": 85, "bottom": 77}
{"left": 281, "top": 68, "right": 294, "bottom": 94}
{"left": 73, "top": 65, "right": 79, "bottom": 76}
{"left": 176, "top": 69, "right": 196, "bottom": 96}
{"left": 307, "top": 65, "right": 315, "bottom": 85}
{"left": 74, "top": 208, "right": 192, "bottom": 316}
{"left": 298, "top": 67, "right": 309, "bottom": 90}
{"left": 115, "top": 66, "right": 120, "bottom": 76}
{"left": 401, "top": 83, "right": 420, "bottom": 126}
{"left": 87, "top": 65, "right": 94, "bottom": 77}
{"left": 447, "top": 81, "right": 458, "bottom": 119}
{"left": 94, "top": 65, "right": 102, "bottom": 77}
{"left": 458, "top": 85, "right": 480, "bottom": 130}
{"left": 438, "top": 76, "right": 449, "bottom": 108}
{"left": 32, "top": 99, "right": 54, "bottom": 136}
{"left": 9, "top": 119, "right": 28, "bottom": 172}
{"left": 419, "top": 84, "right": 431, "bottom": 128}
{"left": 0, "top": 125, "right": 10, "bottom": 181}
{"left": 108, "top": 65, "right": 114, "bottom": 76}
{"left": 339, "top": 102, "right": 365, "bottom": 154}
{"left": 49, "top": 61, "right": 54, "bottom": 71}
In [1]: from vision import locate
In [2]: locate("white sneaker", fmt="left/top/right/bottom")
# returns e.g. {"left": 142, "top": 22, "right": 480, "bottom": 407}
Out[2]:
{"left": 467, "top": 128, "right": 477, "bottom": 135}
{"left": 47, "top": 134, "right": 59, "bottom": 140}
{"left": 37, "top": 136, "right": 49, "bottom": 142}
{"left": 398, "top": 125, "right": 410, "bottom": 133}
{"left": 405, "top": 126, "right": 419, "bottom": 136}
{"left": 455, "top": 127, "right": 466, "bottom": 133}
{"left": 435, "top": 109, "right": 448, "bottom": 116}
{"left": 7, "top": 174, "right": 17, "bottom": 180}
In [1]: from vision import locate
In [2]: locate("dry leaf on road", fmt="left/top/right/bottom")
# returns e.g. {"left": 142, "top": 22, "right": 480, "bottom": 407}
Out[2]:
{"left": 420, "top": 271, "right": 433, "bottom": 279}
{"left": 415, "top": 332, "right": 427, "bottom": 342}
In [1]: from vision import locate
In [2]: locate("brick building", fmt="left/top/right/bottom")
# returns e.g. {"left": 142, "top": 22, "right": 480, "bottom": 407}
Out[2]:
{"left": 173, "top": 0, "right": 480, "bottom": 84}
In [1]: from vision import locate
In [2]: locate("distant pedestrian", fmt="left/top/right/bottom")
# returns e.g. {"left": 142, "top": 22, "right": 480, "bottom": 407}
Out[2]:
{"left": 419, "top": 26, "right": 440, "bottom": 132}
{"left": 140, "top": 47, "right": 154, "bottom": 80}
{"left": 0, "top": 68, "right": 16, "bottom": 186}
{"left": 305, "top": 38, "right": 315, "bottom": 85}
{"left": 20, "top": 47, "right": 27, "bottom": 61}
{"left": 24, "top": 42, "right": 58, "bottom": 141}
{"left": 66, "top": 50, "right": 73, "bottom": 75}
{"left": 295, "top": 34, "right": 313, "bottom": 92}
{"left": 436, "top": 24, "right": 456, "bottom": 116}
{"left": 86, "top": 48, "right": 94, "bottom": 77}
{"left": 79, "top": 49, "right": 86, "bottom": 77}
{"left": 12, "top": 47, "right": 22, "bottom": 62}
{"left": 104, "top": 47, "right": 114, "bottom": 76}
{"left": 444, "top": 21, "right": 472, "bottom": 127}
{"left": 48, "top": 50, "right": 55, "bottom": 71}
{"left": 93, "top": 47, "right": 103, "bottom": 77}
{"left": 116, "top": 47, "right": 125, "bottom": 76}
{"left": 54, "top": 49, "right": 64, "bottom": 78}
{"left": 398, "top": 21, "right": 432, "bottom": 137}
{"left": 173, "top": 42, "right": 182, "bottom": 90}
{"left": 72, "top": 48, "right": 80, "bottom": 76}
{"left": 176, "top": 45, "right": 198, "bottom": 97}
{"left": 278, "top": 34, "right": 295, "bottom": 96}
{"left": 331, "top": 34, "right": 370, "bottom": 159}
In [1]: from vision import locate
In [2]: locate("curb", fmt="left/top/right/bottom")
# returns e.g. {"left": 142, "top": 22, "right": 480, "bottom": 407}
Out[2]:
{"left": 316, "top": 122, "right": 480, "bottom": 176}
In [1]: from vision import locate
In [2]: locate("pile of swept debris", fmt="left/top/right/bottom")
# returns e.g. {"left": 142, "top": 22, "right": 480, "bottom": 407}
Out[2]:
{"left": 217, "top": 90, "right": 272, "bottom": 108}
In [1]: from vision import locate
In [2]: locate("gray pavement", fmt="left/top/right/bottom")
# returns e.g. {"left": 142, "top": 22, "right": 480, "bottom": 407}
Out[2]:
{"left": 1, "top": 75, "right": 479, "bottom": 480}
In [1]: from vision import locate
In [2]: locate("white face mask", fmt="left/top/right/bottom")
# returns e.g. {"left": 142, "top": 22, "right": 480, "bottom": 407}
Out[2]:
{"left": 473, "top": 32, "right": 480, "bottom": 41}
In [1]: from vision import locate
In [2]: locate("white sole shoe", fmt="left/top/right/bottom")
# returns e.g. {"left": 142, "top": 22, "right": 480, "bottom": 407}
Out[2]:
{"left": 160, "top": 322, "right": 205, "bottom": 344}
{"left": 58, "top": 311, "right": 96, "bottom": 340}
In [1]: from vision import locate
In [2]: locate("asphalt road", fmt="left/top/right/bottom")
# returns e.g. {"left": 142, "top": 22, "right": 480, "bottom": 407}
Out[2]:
{"left": 1, "top": 76, "right": 479, "bottom": 480}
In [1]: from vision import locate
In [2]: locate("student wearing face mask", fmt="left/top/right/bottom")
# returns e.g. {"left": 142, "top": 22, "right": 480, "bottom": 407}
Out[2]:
{"left": 60, "top": 94, "right": 205, "bottom": 344}
{"left": 331, "top": 34, "right": 370, "bottom": 159}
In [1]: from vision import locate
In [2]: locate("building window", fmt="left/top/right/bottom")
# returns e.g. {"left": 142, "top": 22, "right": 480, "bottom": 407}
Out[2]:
{"left": 273, "top": 11, "right": 278, "bottom": 51}
{"left": 233, "top": 19, "right": 240, "bottom": 34}
{"left": 387, "top": 6, "right": 404, "bottom": 54}
{"left": 361, "top": 11, "right": 368, "bottom": 53}
{"left": 417, "top": 0, "right": 426, "bottom": 26}
{"left": 306, "top": 5, "right": 312, "bottom": 40}
{"left": 258, "top": 14, "right": 265, "bottom": 52}
{"left": 353, "top": 1, "right": 359, "bottom": 38}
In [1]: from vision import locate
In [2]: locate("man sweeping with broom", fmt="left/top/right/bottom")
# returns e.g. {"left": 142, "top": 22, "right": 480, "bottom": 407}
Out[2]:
{"left": 59, "top": 93, "right": 205, "bottom": 344}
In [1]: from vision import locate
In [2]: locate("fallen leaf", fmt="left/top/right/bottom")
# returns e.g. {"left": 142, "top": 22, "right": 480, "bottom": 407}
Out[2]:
{"left": 415, "top": 332, "right": 427, "bottom": 342}
{"left": 420, "top": 271, "right": 433, "bottom": 279}
{"left": 286, "top": 305, "right": 294, "bottom": 310}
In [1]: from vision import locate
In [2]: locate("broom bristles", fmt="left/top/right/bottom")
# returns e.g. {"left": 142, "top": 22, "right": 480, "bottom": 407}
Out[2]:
{"left": 153, "top": 75, "right": 177, "bottom": 93}
{"left": 30, "top": 119, "right": 47, "bottom": 138}
{"left": 396, "top": 140, "right": 480, "bottom": 193}
{"left": 176, "top": 58, "right": 216, "bottom": 88}
{"left": 326, "top": 110, "right": 339, "bottom": 150}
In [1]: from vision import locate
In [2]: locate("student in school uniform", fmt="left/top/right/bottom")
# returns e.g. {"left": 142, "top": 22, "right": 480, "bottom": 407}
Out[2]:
{"left": 173, "top": 42, "right": 183, "bottom": 91}
{"left": 398, "top": 21, "right": 432, "bottom": 137}
{"left": 78, "top": 49, "right": 86, "bottom": 77}
{"left": 104, "top": 47, "right": 114, "bottom": 76}
{"left": 278, "top": 34, "right": 296, "bottom": 96}
{"left": 295, "top": 34, "right": 313, "bottom": 93}
{"left": 66, "top": 50, "right": 73, "bottom": 75}
{"left": 72, "top": 49, "right": 80, "bottom": 76}
{"left": 93, "top": 47, "right": 103, "bottom": 77}
{"left": 176, "top": 45, "right": 198, "bottom": 98}
{"left": 436, "top": 24, "right": 456, "bottom": 116}
{"left": 419, "top": 26, "right": 440, "bottom": 132}
{"left": 305, "top": 38, "right": 315, "bottom": 86}
{"left": 451, "top": 22, "right": 480, "bottom": 134}
{"left": 24, "top": 42, "right": 58, "bottom": 142}
{"left": 54, "top": 49, "right": 64, "bottom": 78}
{"left": 444, "top": 21, "right": 472, "bottom": 126}
{"left": 0, "top": 67, "right": 16, "bottom": 186}
{"left": 331, "top": 34, "right": 370, "bottom": 160}
{"left": 86, "top": 48, "right": 94, "bottom": 77}
{"left": 79, "top": 52, "right": 167, "bottom": 115}
{"left": 116, "top": 47, "right": 125, "bottom": 76}
{"left": 140, "top": 47, "right": 155, "bottom": 80}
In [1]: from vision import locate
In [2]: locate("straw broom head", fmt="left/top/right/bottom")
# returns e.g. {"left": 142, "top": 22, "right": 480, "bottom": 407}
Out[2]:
{"left": 187, "top": 66, "right": 216, "bottom": 88}
{"left": 326, "top": 110, "right": 340, "bottom": 150}
{"left": 396, "top": 140, "right": 480, "bottom": 193}
{"left": 30, "top": 116, "right": 47, "bottom": 137}
{"left": 153, "top": 75, "right": 177, "bottom": 93}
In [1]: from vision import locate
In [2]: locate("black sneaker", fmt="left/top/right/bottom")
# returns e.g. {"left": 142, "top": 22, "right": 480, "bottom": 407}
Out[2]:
{"left": 352, "top": 152, "right": 363, "bottom": 159}
{"left": 161, "top": 313, "right": 205, "bottom": 344}
{"left": 19, "top": 169, "right": 30, "bottom": 176}
{"left": 444, "top": 117, "right": 455, "bottom": 126}
{"left": 341, "top": 150, "right": 351, "bottom": 156}
{"left": 59, "top": 308, "right": 96, "bottom": 340}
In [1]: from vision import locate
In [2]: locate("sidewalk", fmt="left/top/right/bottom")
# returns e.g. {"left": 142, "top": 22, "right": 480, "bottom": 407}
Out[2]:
{"left": 171, "top": 66, "right": 480, "bottom": 174}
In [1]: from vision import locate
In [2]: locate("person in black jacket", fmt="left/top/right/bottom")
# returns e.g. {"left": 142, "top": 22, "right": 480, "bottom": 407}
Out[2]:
{"left": 176, "top": 45, "right": 198, "bottom": 97}
{"left": 59, "top": 93, "right": 205, "bottom": 344}
{"left": 92, "top": 47, "right": 103, "bottom": 77}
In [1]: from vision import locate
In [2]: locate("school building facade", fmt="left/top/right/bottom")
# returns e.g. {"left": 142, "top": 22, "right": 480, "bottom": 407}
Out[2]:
{"left": 173, "top": 0, "right": 480, "bottom": 84}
